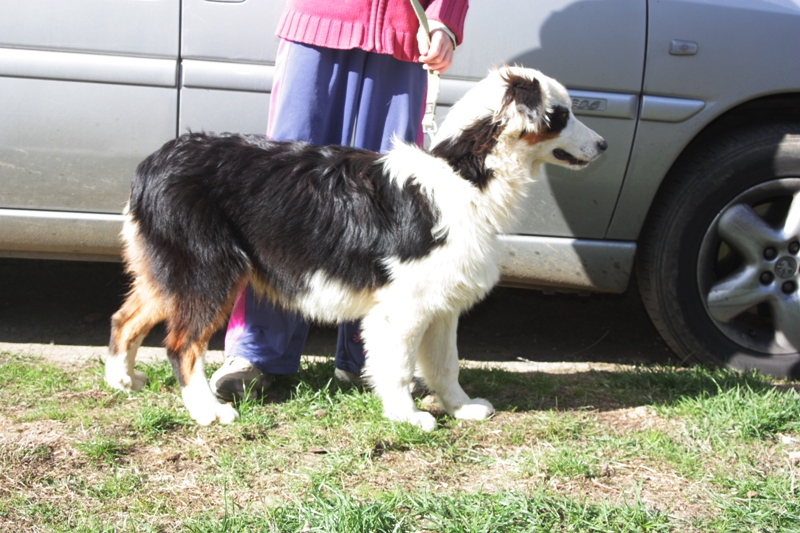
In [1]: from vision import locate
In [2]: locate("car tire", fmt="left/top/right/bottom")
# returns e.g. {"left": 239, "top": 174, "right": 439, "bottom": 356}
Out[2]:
{"left": 637, "top": 123, "right": 800, "bottom": 378}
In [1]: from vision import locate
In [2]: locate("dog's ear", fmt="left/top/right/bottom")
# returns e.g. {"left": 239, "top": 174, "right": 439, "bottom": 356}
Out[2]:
{"left": 500, "top": 72, "right": 543, "bottom": 127}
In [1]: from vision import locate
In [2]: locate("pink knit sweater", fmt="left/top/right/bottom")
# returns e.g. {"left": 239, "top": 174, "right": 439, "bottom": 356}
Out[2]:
{"left": 276, "top": 0, "right": 468, "bottom": 63}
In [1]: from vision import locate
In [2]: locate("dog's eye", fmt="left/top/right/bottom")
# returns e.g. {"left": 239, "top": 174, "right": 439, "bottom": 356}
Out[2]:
{"left": 546, "top": 106, "right": 570, "bottom": 133}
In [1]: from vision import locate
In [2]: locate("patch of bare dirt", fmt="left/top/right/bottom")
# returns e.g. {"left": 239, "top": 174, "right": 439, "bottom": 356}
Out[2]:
{"left": 595, "top": 405, "right": 676, "bottom": 433}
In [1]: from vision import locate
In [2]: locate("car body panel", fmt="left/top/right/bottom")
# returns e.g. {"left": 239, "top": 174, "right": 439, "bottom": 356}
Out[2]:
{"left": 607, "top": 0, "right": 800, "bottom": 240}
{"left": 0, "top": 0, "right": 178, "bottom": 57}
{"left": 0, "top": 76, "right": 177, "bottom": 213}
{"left": 179, "top": 60, "right": 274, "bottom": 135}
{"left": 181, "top": 0, "right": 284, "bottom": 63}
{"left": 442, "top": 0, "right": 646, "bottom": 239}
{"left": 1, "top": 0, "right": 799, "bottom": 296}
{"left": 179, "top": 0, "right": 646, "bottom": 240}
{"left": 0, "top": 0, "right": 179, "bottom": 215}
{"left": 497, "top": 235, "right": 636, "bottom": 293}
{"left": 0, "top": 208, "right": 123, "bottom": 261}
{"left": 178, "top": 0, "right": 283, "bottom": 134}
{"left": 447, "top": 0, "right": 647, "bottom": 93}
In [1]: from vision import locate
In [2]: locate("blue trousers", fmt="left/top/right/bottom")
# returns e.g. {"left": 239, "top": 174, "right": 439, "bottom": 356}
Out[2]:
{"left": 224, "top": 41, "right": 427, "bottom": 375}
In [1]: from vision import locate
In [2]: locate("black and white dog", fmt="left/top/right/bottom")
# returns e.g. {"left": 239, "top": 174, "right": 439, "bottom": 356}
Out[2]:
{"left": 105, "top": 66, "right": 607, "bottom": 430}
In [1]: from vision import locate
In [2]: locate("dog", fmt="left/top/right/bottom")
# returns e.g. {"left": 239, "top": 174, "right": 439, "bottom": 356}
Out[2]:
{"left": 104, "top": 66, "right": 607, "bottom": 430}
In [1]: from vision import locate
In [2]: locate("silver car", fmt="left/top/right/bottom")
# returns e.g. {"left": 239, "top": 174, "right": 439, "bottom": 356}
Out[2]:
{"left": 2, "top": 0, "right": 799, "bottom": 376}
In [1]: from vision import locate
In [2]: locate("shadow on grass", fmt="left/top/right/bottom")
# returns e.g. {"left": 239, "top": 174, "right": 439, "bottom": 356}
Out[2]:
{"left": 227, "top": 358, "right": 791, "bottom": 415}
{"left": 457, "top": 364, "right": 789, "bottom": 413}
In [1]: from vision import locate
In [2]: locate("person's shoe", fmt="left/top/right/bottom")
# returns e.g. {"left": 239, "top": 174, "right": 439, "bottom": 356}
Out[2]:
{"left": 210, "top": 357, "right": 274, "bottom": 402}
{"left": 334, "top": 368, "right": 363, "bottom": 386}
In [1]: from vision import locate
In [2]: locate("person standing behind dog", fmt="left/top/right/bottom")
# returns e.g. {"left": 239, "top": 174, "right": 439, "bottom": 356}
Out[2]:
{"left": 210, "top": 0, "right": 469, "bottom": 401}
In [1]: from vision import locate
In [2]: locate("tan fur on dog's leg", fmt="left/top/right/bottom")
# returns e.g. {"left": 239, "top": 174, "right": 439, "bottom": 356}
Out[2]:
{"left": 105, "top": 333, "right": 148, "bottom": 392}
{"left": 106, "top": 280, "right": 165, "bottom": 392}
{"left": 165, "top": 305, "right": 239, "bottom": 426}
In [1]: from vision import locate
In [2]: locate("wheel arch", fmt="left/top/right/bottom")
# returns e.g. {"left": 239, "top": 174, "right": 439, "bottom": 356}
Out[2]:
{"left": 683, "top": 93, "right": 800, "bottom": 158}
{"left": 635, "top": 93, "right": 800, "bottom": 243}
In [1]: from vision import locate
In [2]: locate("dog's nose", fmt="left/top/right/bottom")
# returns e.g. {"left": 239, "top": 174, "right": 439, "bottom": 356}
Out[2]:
{"left": 596, "top": 139, "right": 608, "bottom": 152}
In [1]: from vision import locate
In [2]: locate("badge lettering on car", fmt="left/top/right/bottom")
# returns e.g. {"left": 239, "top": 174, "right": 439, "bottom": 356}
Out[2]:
{"left": 571, "top": 98, "right": 607, "bottom": 112}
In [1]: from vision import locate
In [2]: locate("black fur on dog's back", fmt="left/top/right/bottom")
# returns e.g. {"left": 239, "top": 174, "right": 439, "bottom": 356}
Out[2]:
{"left": 128, "top": 133, "right": 446, "bottom": 317}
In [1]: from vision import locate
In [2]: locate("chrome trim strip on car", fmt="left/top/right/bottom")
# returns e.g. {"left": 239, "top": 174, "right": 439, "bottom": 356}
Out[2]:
{"left": 0, "top": 47, "right": 177, "bottom": 87}
{"left": 496, "top": 235, "right": 636, "bottom": 293}
{"left": 0, "top": 209, "right": 125, "bottom": 222}
{"left": 0, "top": 209, "right": 124, "bottom": 257}
{"left": 640, "top": 95, "right": 706, "bottom": 122}
{"left": 181, "top": 59, "right": 274, "bottom": 93}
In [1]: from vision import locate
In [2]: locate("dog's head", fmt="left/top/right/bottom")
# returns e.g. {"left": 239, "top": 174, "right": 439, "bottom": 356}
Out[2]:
{"left": 498, "top": 67, "right": 607, "bottom": 168}
{"left": 431, "top": 66, "right": 607, "bottom": 183}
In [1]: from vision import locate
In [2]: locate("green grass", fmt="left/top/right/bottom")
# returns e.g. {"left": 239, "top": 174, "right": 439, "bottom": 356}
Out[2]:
{"left": 1, "top": 351, "right": 799, "bottom": 532}
{"left": 75, "top": 436, "right": 131, "bottom": 463}
{"left": 132, "top": 404, "right": 188, "bottom": 436}
{"left": 188, "top": 486, "right": 675, "bottom": 533}
{"left": 664, "top": 381, "right": 800, "bottom": 440}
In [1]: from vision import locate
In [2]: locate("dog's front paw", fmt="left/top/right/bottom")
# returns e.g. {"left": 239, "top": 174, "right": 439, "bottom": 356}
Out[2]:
{"left": 386, "top": 410, "right": 437, "bottom": 432}
{"left": 452, "top": 398, "right": 494, "bottom": 420}
{"left": 213, "top": 402, "right": 240, "bottom": 425}
{"left": 105, "top": 366, "right": 148, "bottom": 392}
{"left": 188, "top": 401, "right": 240, "bottom": 426}
{"left": 130, "top": 370, "right": 149, "bottom": 391}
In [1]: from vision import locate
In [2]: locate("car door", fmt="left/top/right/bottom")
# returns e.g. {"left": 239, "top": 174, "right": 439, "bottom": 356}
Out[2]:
{"left": 0, "top": 0, "right": 179, "bottom": 257}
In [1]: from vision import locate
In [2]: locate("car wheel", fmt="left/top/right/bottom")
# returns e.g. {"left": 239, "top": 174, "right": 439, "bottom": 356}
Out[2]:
{"left": 637, "top": 123, "right": 800, "bottom": 378}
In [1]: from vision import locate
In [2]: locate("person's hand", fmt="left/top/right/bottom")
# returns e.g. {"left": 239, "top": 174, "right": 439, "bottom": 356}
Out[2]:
{"left": 418, "top": 29, "right": 454, "bottom": 75}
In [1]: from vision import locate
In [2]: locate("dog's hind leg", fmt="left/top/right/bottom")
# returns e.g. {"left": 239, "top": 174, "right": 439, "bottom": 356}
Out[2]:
{"left": 416, "top": 312, "right": 494, "bottom": 421}
{"left": 361, "top": 305, "right": 437, "bottom": 431}
{"left": 106, "top": 279, "right": 166, "bottom": 392}
{"left": 164, "top": 303, "right": 239, "bottom": 426}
